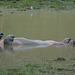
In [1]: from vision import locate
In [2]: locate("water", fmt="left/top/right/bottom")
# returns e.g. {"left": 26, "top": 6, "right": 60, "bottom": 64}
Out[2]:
{"left": 0, "top": 9, "right": 75, "bottom": 70}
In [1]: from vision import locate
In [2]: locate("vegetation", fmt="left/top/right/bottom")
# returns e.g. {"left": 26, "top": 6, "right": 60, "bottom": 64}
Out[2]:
{"left": 0, "top": 0, "right": 75, "bottom": 10}
{"left": 0, "top": 57, "right": 75, "bottom": 75}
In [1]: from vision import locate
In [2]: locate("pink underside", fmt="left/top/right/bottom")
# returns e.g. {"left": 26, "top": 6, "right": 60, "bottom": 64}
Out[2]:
{"left": 46, "top": 40, "right": 57, "bottom": 43}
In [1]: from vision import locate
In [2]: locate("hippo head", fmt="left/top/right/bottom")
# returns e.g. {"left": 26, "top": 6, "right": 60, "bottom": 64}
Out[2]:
{"left": 0, "top": 32, "right": 3, "bottom": 40}
{"left": 62, "top": 38, "right": 72, "bottom": 44}
{"left": 4, "top": 35, "right": 15, "bottom": 45}
{"left": 68, "top": 39, "right": 75, "bottom": 46}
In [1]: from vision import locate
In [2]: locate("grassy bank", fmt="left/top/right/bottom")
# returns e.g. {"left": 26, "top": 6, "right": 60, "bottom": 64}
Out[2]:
{"left": 0, "top": 57, "right": 75, "bottom": 75}
{"left": 0, "top": 0, "right": 75, "bottom": 10}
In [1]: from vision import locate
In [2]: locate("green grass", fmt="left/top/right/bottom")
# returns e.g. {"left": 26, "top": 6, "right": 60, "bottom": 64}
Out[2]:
{"left": 0, "top": 0, "right": 75, "bottom": 10}
{"left": 0, "top": 57, "right": 75, "bottom": 75}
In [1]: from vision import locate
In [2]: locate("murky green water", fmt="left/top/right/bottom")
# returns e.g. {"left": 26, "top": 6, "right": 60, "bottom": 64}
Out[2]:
{"left": 0, "top": 9, "right": 75, "bottom": 74}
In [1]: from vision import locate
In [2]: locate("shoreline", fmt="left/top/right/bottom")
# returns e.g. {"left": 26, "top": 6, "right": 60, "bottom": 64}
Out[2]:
{"left": 0, "top": 0, "right": 75, "bottom": 11}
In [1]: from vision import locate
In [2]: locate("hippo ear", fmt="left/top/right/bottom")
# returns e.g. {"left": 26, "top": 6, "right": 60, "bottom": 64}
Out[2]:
{"left": 0, "top": 32, "right": 3, "bottom": 40}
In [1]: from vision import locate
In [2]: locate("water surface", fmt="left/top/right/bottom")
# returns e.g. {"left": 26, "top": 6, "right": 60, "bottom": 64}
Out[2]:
{"left": 0, "top": 9, "right": 75, "bottom": 70}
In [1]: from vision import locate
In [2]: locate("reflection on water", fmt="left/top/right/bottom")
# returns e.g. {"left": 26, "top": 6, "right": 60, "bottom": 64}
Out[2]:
{"left": 0, "top": 37, "right": 75, "bottom": 55}
{"left": 0, "top": 9, "right": 75, "bottom": 70}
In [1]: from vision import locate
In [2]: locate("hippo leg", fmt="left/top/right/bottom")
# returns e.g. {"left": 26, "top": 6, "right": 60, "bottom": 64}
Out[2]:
{"left": 4, "top": 35, "right": 15, "bottom": 45}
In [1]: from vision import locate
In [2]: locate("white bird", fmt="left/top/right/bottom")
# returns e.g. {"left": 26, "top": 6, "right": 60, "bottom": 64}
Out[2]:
{"left": 30, "top": 6, "right": 33, "bottom": 10}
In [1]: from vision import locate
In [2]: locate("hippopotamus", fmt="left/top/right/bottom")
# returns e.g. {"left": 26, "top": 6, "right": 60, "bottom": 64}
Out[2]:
{"left": 0, "top": 32, "right": 3, "bottom": 40}
{"left": 0, "top": 34, "right": 53, "bottom": 52}
{"left": 3, "top": 35, "right": 74, "bottom": 46}
{"left": 2, "top": 35, "right": 74, "bottom": 52}
{"left": 4, "top": 35, "right": 53, "bottom": 45}
{"left": 46, "top": 38, "right": 75, "bottom": 48}
{"left": 0, "top": 33, "right": 74, "bottom": 55}
{"left": 2, "top": 35, "right": 54, "bottom": 52}
{"left": 3, "top": 34, "right": 75, "bottom": 48}
{"left": 0, "top": 33, "right": 75, "bottom": 48}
